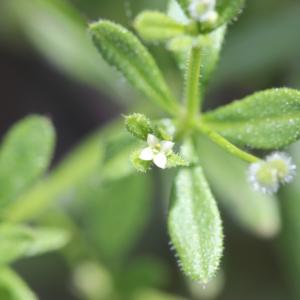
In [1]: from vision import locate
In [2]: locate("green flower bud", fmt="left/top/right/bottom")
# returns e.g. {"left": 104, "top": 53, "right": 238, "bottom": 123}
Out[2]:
{"left": 125, "top": 113, "right": 153, "bottom": 140}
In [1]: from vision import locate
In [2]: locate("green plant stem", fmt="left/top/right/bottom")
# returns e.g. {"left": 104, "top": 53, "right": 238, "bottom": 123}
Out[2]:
{"left": 185, "top": 46, "right": 202, "bottom": 119}
{"left": 196, "top": 122, "right": 260, "bottom": 163}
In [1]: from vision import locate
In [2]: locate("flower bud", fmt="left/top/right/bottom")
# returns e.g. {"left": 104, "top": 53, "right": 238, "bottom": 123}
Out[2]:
{"left": 125, "top": 113, "right": 153, "bottom": 140}
{"left": 189, "top": 0, "right": 217, "bottom": 23}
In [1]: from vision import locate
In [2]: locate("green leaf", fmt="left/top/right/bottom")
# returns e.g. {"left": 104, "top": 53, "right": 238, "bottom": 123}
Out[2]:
{"left": 73, "top": 173, "right": 153, "bottom": 266}
{"left": 199, "top": 26, "right": 226, "bottom": 89}
{"left": 168, "top": 162, "right": 223, "bottom": 283}
{"left": 134, "top": 11, "right": 186, "bottom": 42}
{"left": 203, "top": 88, "right": 300, "bottom": 149}
{"left": 89, "top": 20, "right": 179, "bottom": 115}
{"left": 168, "top": 0, "right": 189, "bottom": 24}
{"left": 213, "top": 0, "right": 245, "bottom": 30}
{"left": 197, "top": 136, "right": 280, "bottom": 237}
{"left": 0, "top": 224, "right": 69, "bottom": 264}
{"left": 0, "top": 115, "right": 55, "bottom": 208}
{"left": 175, "top": 0, "right": 190, "bottom": 16}
{"left": 4, "top": 122, "right": 137, "bottom": 222}
{"left": 0, "top": 267, "right": 37, "bottom": 300}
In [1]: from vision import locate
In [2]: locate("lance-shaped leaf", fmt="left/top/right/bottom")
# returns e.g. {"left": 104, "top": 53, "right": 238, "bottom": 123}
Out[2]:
{"left": 0, "top": 267, "right": 37, "bottom": 300}
{"left": 134, "top": 11, "right": 187, "bottom": 42}
{"left": 175, "top": 0, "right": 189, "bottom": 16}
{"left": 199, "top": 26, "right": 226, "bottom": 89}
{"left": 0, "top": 115, "right": 55, "bottom": 209}
{"left": 168, "top": 165, "right": 223, "bottom": 283}
{"left": 197, "top": 136, "right": 280, "bottom": 237}
{"left": 4, "top": 122, "right": 137, "bottom": 222}
{"left": 0, "top": 224, "right": 69, "bottom": 264}
{"left": 89, "top": 20, "right": 179, "bottom": 115}
{"left": 203, "top": 88, "right": 300, "bottom": 149}
{"left": 213, "top": 0, "right": 245, "bottom": 30}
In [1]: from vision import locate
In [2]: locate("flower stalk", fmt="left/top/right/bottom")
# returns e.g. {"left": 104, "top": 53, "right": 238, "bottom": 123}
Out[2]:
{"left": 196, "top": 122, "right": 260, "bottom": 164}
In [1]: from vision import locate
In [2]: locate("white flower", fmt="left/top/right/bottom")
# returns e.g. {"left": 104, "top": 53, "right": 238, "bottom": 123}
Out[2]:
{"left": 248, "top": 152, "right": 296, "bottom": 194}
{"left": 189, "top": 0, "right": 218, "bottom": 23}
{"left": 139, "top": 134, "right": 174, "bottom": 169}
{"left": 266, "top": 152, "right": 296, "bottom": 184}
{"left": 248, "top": 161, "right": 279, "bottom": 194}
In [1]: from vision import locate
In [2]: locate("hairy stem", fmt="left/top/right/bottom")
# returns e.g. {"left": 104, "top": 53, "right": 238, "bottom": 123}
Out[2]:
{"left": 196, "top": 122, "right": 260, "bottom": 163}
{"left": 185, "top": 46, "right": 202, "bottom": 118}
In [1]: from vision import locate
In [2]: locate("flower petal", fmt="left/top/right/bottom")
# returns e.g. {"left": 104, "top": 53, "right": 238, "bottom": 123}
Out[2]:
{"left": 147, "top": 134, "right": 159, "bottom": 147}
{"left": 139, "top": 147, "right": 154, "bottom": 161}
{"left": 154, "top": 153, "right": 167, "bottom": 169}
{"left": 161, "top": 141, "right": 174, "bottom": 153}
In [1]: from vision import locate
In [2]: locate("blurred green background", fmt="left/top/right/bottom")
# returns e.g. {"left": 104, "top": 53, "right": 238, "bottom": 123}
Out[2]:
{"left": 0, "top": 0, "right": 300, "bottom": 299}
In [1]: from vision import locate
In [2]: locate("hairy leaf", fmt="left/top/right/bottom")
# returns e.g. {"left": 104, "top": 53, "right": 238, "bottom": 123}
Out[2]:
{"left": 0, "top": 267, "right": 37, "bottom": 300}
{"left": 200, "top": 26, "right": 226, "bottom": 90}
{"left": 168, "top": 165, "right": 223, "bottom": 283}
{"left": 89, "top": 20, "right": 179, "bottom": 115}
{"left": 0, "top": 115, "right": 55, "bottom": 209}
{"left": 213, "top": 0, "right": 245, "bottom": 30}
{"left": 197, "top": 136, "right": 280, "bottom": 237}
{"left": 0, "top": 224, "right": 69, "bottom": 264}
{"left": 134, "top": 11, "right": 186, "bottom": 42}
{"left": 203, "top": 88, "right": 300, "bottom": 149}
{"left": 4, "top": 122, "right": 137, "bottom": 222}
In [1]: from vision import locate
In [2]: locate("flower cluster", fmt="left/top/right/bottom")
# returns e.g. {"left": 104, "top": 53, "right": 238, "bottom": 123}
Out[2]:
{"left": 248, "top": 152, "right": 296, "bottom": 194}
{"left": 125, "top": 113, "right": 187, "bottom": 172}
{"left": 189, "top": 0, "right": 218, "bottom": 24}
{"left": 140, "top": 134, "right": 174, "bottom": 169}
